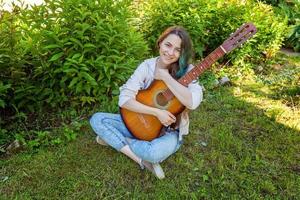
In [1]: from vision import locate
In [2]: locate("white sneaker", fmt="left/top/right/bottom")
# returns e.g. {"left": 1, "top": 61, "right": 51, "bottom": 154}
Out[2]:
{"left": 141, "top": 160, "right": 165, "bottom": 179}
{"left": 95, "top": 136, "right": 108, "bottom": 146}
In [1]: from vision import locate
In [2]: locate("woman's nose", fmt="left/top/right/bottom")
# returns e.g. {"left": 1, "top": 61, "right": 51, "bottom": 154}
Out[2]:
{"left": 167, "top": 48, "right": 175, "bottom": 56}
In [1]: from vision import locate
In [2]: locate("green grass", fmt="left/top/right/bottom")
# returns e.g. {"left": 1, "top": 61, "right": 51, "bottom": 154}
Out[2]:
{"left": 1, "top": 54, "right": 299, "bottom": 199}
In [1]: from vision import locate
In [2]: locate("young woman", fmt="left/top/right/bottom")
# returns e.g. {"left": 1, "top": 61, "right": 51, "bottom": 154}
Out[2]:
{"left": 90, "top": 26, "right": 203, "bottom": 179}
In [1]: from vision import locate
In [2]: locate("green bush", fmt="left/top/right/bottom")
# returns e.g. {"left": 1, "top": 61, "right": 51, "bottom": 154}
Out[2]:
{"left": 263, "top": 0, "right": 300, "bottom": 52}
{"left": 0, "top": 0, "right": 148, "bottom": 113}
{"left": 135, "top": 0, "right": 288, "bottom": 67}
{"left": 286, "top": 23, "right": 300, "bottom": 52}
{"left": 278, "top": 1, "right": 300, "bottom": 52}
{"left": 0, "top": 0, "right": 148, "bottom": 148}
{"left": 0, "top": 8, "right": 24, "bottom": 111}
{"left": 135, "top": 0, "right": 210, "bottom": 58}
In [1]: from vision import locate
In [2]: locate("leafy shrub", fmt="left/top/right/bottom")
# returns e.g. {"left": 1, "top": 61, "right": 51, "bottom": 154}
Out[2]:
{"left": 135, "top": 0, "right": 210, "bottom": 58}
{"left": 0, "top": 8, "right": 25, "bottom": 110}
{"left": 278, "top": 1, "right": 300, "bottom": 52}
{"left": 12, "top": 122, "right": 82, "bottom": 151}
{"left": 285, "top": 23, "right": 300, "bottom": 52}
{"left": 0, "top": 0, "right": 149, "bottom": 113}
{"left": 135, "top": 0, "right": 288, "bottom": 68}
{"left": 263, "top": 0, "right": 300, "bottom": 52}
{"left": 0, "top": 0, "right": 148, "bottom": 149}
{"left": 241, "top": 2, "right": 287, "bottom": 61}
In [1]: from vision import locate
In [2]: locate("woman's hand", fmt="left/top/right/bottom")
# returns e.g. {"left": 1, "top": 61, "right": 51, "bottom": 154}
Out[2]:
{"left": 154, "top": 109, "right": 176, "bottom": 127}
{"left": 154, "top": 67, "right": 170, "bottom": 81}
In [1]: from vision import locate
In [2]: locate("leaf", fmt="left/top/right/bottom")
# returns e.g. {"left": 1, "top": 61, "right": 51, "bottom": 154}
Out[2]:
{"left": 79, "top": 72, "right": 97, "bottom": 86}
{"left": 80, "top": 66, "right": 90, "bottom": 72}
{"left": 69, "top": 77, "right": 79, "bottom": 88}
{"left": 49, "top": 52, "right": 64, "bottom": 62}
{"left": 75, "top": 82, "right": 83, "bottom": 93}
{"left": 0, "top": 83, "right": 11, "bottom": 93}
{"left": 63, "top": 68, "right": 78, "bottom": 74}
{"left": 54, "top": 68, "right": 63, "bottom": 74}
{"left": 65, "top": 58, "right": 79, "bottom": 65}
{"left": 80, "top": 96, "right": 96, "bottom": 106}
{"left": 72, "top": 53, "right": 81, "bottom": 59}
{"left": 81, "top": 23, "right": 91, "bottom": 33}
{"left": 0, "top": 99, "right": 5, "bottom": 108}
{"left": 84, "top": 84, "right": 91, "bottom": 95}
{"left": 112, "top": 89, "right": 119, "bottom": 95}
{"left": 51, "top": 138, "right": 62, "bottom": 145}
{"left": 44, "top": 44, "right": 61, "bottom": 49}
{"left": 69, "top": 38, "right": 83, "bottom": 49}
{"left": 84, "top": 43, "right": 96, "bottom": 48}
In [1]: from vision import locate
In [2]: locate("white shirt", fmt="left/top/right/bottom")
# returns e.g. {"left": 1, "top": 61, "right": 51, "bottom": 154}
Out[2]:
{"left": 118, "top": 57, "right": 203, "bottom": 140}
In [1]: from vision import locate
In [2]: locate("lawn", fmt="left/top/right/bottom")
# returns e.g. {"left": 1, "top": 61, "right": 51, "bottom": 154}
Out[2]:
{"left": 0, "top": 53, "right": 299, "bottom": 199}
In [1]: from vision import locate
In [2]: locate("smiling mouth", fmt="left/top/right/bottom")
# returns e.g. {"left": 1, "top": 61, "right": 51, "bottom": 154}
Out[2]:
{"left": 163, "top": 54, "right": 173, "bottom": 60}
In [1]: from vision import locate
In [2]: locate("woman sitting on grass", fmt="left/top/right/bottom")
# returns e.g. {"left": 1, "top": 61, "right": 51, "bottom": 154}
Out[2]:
{"left": 90, "top": 26, "right": 203, "bottom": 179}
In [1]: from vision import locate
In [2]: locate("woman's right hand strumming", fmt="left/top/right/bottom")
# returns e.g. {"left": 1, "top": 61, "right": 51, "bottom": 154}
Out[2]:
{"left": 122, "top": 99, "right": 176, "bottom": 127}
{"left": 154, "top": 109, "right": 176, "bottom": 127}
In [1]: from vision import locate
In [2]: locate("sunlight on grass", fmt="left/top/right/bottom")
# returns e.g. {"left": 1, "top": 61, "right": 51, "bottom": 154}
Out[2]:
{"left": 232, "top": 54, "right": 300, "bottom": 132}
{"left": 233, "top": 82, "right": 300, "bottom": 131}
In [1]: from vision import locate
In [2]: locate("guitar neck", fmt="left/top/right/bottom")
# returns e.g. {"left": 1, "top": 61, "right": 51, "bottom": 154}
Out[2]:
{"left": 163, "top": 46, "right": 226, "bottom": 99}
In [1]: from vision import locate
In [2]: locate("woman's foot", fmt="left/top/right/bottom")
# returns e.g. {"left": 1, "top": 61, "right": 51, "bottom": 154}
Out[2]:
{"left": 141, "top": 160, "right": 165, "bottom": 179}
{"left": 95, "top": 136, "right": 108, "bottom": 146}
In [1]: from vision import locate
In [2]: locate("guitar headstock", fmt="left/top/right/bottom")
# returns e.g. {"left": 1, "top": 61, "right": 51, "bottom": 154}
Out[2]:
{"left": 222, "top": 23, "right": 257, "bottom": 53}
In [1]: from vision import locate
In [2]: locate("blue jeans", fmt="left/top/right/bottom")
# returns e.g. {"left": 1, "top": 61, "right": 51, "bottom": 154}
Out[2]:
{"left": 89, "top": 112, "right": 182, "bottom": 163}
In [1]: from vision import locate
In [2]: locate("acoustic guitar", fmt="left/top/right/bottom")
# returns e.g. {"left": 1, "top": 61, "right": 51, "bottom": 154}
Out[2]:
{"left": 120, "top": 23, "right": 257, "bottom": 141}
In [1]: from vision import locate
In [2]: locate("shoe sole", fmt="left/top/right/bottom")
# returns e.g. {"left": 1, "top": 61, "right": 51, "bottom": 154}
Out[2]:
{"left": 142, "top": 161, "right": 165, "bottom": 179}
{"left": 152, "top": 164, "right": 165, "bottom": 179}
{"left": 96, "top": 136, "right": 108, "bottom": 146}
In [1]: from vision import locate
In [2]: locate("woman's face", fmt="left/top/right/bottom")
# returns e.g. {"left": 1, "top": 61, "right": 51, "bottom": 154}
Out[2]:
{"left": 159, "top": 33, "right": 182, "bottom": 66}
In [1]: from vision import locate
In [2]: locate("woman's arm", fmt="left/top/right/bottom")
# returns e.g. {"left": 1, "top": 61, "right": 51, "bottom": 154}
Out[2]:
{"left": 155, "top": 67, "right": 193, "bottom": 109}
{"left": 154, "top": 66, "right": 203, "bottom": 110}
{"left": 121, "top": 99, "right": 176, "bottom": 126}
{"left": 122, "top": 99, "right": 158, "bottom": 116}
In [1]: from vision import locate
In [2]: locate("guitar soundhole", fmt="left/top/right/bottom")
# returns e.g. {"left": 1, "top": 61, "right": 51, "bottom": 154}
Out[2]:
{"left": 156, "top": 92, "right": 168, "bottom": 107}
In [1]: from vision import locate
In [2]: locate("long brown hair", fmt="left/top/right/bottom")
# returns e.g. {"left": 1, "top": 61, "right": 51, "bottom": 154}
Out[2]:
{"left": 156, "top": 26, "right": 193, "bottom": 79}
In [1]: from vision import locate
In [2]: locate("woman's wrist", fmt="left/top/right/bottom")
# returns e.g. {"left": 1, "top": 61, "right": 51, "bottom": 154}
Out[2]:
{"left": 150, "top": 107, "right": 160, "bottom": 117}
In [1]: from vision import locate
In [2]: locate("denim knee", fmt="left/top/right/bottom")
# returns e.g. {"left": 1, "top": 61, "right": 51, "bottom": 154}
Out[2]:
{"left": 89, "top": 112, "right": 104, "bottom": 130}
{"left": 146, "top": 148, "right": 167, "bottom": 163}
{"left": 143, "top": 142, "right": 180, "bottom": 163}
{"left": 89, "top": 112, "right": 109, "bottom": 140}
{"left": 90, "top": 112, "right": 103, "bottom": 125}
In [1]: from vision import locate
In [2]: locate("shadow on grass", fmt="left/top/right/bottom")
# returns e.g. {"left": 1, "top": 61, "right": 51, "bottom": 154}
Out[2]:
{"left": 240, "top": 83, "right": 299, "bottom": 107}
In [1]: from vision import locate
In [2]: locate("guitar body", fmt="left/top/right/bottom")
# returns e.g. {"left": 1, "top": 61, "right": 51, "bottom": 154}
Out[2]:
{"left": 120, "top": 79, "right": 185, "bottom": 141}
